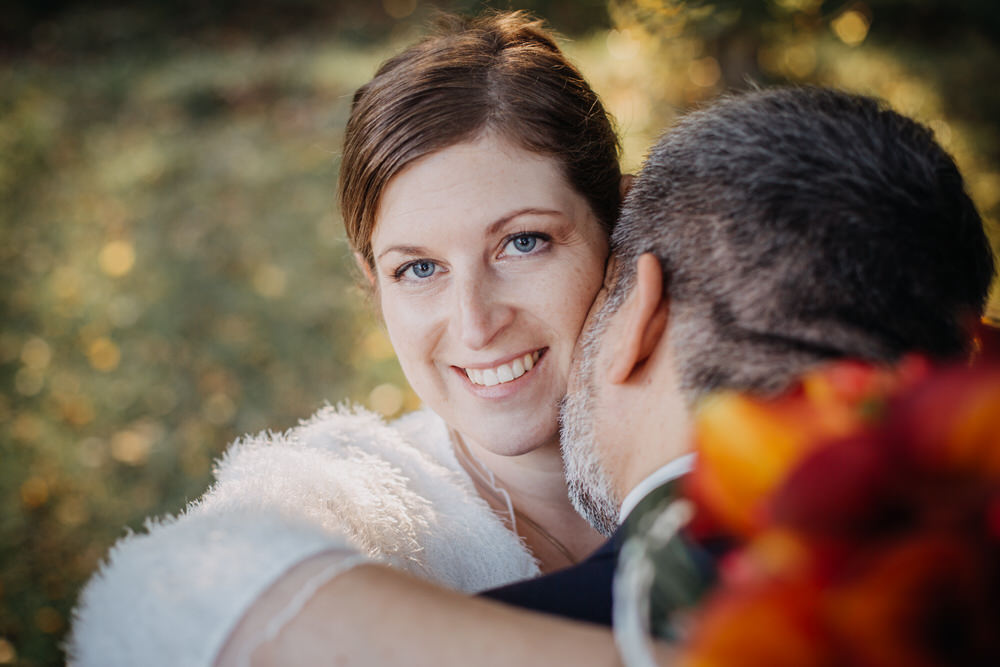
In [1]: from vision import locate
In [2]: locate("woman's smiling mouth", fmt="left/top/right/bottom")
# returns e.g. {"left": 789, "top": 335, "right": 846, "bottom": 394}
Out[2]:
{"left": 461, "top": 350, "right": 544, "bottom": 387}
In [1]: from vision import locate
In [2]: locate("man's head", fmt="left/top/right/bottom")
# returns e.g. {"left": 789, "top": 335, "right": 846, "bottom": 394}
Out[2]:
{"left": 562, "top": 86, "right": 996, "bottom": 536}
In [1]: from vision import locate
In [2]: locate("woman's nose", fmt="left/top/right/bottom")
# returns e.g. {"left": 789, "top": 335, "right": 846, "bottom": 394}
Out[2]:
{"left": 454, "top": 273, "right": 515, "bottom": 350}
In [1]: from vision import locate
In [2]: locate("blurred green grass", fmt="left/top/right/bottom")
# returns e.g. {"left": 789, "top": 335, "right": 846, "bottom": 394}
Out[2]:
{"left": 1, "top": 20, "right": 417, "bottom": 666}
{"left": 1, "top": 1, "right": 998, "bottom": 664}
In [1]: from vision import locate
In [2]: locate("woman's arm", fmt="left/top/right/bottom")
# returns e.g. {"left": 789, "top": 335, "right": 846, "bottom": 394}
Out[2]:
{"left": 67, "top": 510, "right": 361, "bottom": 667}
{"left": 69, "top": 407, "right": 539, "bottom": 666}
{"left": 217, "top": 556, "right": 679, "bottom": 667}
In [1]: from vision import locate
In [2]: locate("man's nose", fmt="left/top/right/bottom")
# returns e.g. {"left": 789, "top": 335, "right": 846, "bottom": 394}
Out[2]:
{"left": 454, "top": 272, "right": 515, "bottom": 351}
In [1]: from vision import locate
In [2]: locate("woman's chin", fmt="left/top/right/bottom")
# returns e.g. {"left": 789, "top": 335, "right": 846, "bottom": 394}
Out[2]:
{"left": 455, "top": 418, "right": 562, "bottom": 459}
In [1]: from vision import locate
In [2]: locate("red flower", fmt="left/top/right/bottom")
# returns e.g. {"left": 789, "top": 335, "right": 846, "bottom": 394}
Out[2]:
{"left": 679, "top": 574, "right": 833, "bottom": 667}
{"left": 889, "top": 363, "right": 1000, "bottom": 480}
{"left": 825, "top": 534, "right": 1000, "bottom": 667}
{"left": 677, "top": 358, "right": 1000, "bottom": 666}
{"left": 686, "top": 357, "right": 930, "bottom": 538}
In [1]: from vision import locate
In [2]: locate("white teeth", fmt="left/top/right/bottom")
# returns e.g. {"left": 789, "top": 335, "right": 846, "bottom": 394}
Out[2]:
{"left": 497, "top": 364, "right": 514, "bottom": 383}
{"left": 523, "top": 353, "right": 534, "bottom": 371}
{"left": 465, "top": 351, "right": 542, "bottom": 387}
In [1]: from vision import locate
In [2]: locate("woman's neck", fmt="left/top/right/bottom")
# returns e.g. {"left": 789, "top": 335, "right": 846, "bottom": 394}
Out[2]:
{"left": 464, "top": 436, "right": 567, "bottom": 504}
{"left": 455, "top": 432, "right": 607, "bottom": 573}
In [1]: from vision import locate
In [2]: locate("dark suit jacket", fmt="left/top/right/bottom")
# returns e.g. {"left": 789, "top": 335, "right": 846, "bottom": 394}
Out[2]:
{"left": 479, "top": 479, "right": 713, "bottom": 627}
{"left": 479, "top": 520, "right": 625, "bottom": 625}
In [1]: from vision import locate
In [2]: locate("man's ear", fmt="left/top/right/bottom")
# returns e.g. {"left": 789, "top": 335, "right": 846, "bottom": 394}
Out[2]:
{"left": 354, "top": 251, "right": 376, "bottom": 287}
{"left": 606, "top": 253, "right": 669, "bottom": 384}
{"left": 620, "top": 173, "right": 635, "bottom": 200}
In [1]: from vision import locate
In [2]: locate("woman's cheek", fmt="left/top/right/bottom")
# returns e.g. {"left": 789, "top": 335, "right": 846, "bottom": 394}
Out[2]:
{"left": 383, "top": 293, "right": 447, "bottom": 389}
{"left": 381, "top": 297, "right": 422, "bottom": 364}
{"left": 551, "top": 257, "right": 607, "bottom": 331}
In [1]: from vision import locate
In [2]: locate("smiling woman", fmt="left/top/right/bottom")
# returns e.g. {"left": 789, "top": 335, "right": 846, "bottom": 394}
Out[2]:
{"left": 68, "top": 10, "right": 622, "bottom": 667}
{"left": 373, "top": 134, "right": 608, "bottom": 462}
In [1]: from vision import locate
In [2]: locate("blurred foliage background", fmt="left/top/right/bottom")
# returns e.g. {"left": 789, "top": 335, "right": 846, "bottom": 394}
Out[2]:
{"left": 1, "top": 0, "right": 998, "bottom": 663}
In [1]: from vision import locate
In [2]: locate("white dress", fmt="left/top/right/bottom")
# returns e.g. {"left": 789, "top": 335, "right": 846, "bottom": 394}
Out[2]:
{"left": 68, "top": 406, "right": 539, "bottom": 666}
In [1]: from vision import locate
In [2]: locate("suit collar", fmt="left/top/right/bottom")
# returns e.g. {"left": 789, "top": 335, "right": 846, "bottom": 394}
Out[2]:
{"left": 602, "top": 477, "right": 687, "bottom": 553}
{"left": 617, "top": 454, "right": 696, "bottom": 523}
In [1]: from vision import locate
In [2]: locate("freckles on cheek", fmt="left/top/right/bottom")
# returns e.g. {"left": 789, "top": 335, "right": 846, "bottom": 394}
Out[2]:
{"left": 380, "top": 293, "right": 440, "bottom": 376}
{"left": 378, "top": 298, "right": 413, "bottom": 354}
{"left": 379, "top": 287, "right": 419, "bottom": 328}
{"left": 563, "top": 262, "right": 607, "bottom": 328}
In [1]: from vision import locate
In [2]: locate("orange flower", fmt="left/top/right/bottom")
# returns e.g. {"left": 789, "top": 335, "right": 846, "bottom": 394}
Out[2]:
{"left": 825, "top": 534, "right": 1000, "bottom": 667}
{"left": 890, "top": 363, "right": 1000, "bottom": 480}
{"left": 768, "top": 432, "right": 891, "bottom": 540}
{"left": 688, "top": 358, "right": 928, "bottom": 537}
{"left": 679, "top": 575, "right": 833, "bottom": 667}
{"left": 682, "top": 529, "right": 1000, "bottom": 667}
{"left": 676, "top": 358, "right": 1000, "bottom": 667}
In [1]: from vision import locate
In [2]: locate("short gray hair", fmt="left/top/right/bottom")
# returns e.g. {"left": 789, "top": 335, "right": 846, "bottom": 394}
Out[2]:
{"left": 609, "top": 86, "right": 995, "bottom": 401}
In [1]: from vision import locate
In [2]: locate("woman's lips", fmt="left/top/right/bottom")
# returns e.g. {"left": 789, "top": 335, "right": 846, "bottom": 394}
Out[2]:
{"left": 463, "top": 350, "right": 542, "bottom": 387}
{"left": 452, "top": 348, "right": 548, "bottom": 395}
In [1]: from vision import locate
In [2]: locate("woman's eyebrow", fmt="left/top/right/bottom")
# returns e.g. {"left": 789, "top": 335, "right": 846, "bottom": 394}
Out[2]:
{"left": 377, "top": 245, "right": 428, "bottom": 261}
{"left": 485, "top": 207, "right": 563, "bottom": 235}
{"left": 376, "top": 208, "right": 564, "bottom": 261}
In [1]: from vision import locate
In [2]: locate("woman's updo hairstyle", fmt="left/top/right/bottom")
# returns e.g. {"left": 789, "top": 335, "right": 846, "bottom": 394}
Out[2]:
{"left": 339, "top": 10, "right": 622, "bottom": 270}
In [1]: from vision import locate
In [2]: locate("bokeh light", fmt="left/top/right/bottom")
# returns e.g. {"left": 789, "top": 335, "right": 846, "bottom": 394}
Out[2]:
{"left": 0, "top": 638, "right": 16, "bottom": 664}
{"left": 97, "top": 241, "right": 136, "bottom": 278}
{"left": 369, "top": 382, "right": 405, "bottom": 417}
{"left": 832, "top": 9, "right": 871, "bottom": 46}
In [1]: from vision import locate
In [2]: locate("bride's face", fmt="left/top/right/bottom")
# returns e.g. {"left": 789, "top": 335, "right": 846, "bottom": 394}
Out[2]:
{"left": 371, "top": 133, "right": 609, "bottom": 456}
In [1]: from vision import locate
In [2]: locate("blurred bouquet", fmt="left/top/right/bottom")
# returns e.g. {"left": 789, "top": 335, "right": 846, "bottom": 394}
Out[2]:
{"left": 616, "top": 318, "right": 1000, "bottom": 666}
{"left": 679, "top": 348, "right": 1000, "bottom": 666}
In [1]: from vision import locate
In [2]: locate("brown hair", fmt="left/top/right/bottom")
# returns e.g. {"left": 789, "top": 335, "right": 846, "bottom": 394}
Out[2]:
{"left": 338, "top": 10, "right": 622, "bottom": 270}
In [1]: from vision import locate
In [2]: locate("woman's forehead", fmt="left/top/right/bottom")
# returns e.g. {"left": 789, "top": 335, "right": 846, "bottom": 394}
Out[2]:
{"left": 372, "top": 135, "right": 586, "bottom": 249}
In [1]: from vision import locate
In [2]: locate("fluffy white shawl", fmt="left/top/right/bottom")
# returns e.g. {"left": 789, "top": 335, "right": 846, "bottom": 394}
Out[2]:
{"left": 68, "top": 406, "right": 538, "bottom": 666}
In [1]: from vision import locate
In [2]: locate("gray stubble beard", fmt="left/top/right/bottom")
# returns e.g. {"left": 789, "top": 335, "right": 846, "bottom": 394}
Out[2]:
{"left": 559, "top": 313, "right": 621, "bottom": 538}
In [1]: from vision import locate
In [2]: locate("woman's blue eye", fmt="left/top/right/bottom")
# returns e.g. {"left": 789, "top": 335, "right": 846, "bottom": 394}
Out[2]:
{"left": 405, "top": 261, "right": 436, "bottom": 279}
{"left": 506, "top": 234, "right": 538, "bottom": 254}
